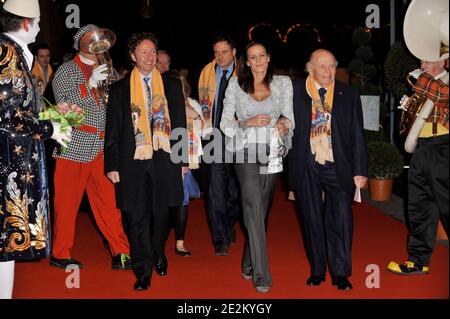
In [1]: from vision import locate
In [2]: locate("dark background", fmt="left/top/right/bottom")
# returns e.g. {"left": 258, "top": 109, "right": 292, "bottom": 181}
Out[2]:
{"left": 35, "top": 0, "right": 408, "bottom": 86}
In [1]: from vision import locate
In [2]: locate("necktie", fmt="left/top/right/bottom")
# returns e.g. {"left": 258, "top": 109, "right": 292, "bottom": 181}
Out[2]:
{"left": 318, "top": 87, "right": 327, "bottom": 106}
{"left": 143, "top": 76, "right": 152, "bottom": 124}
{"left": 214, "top": 69, "right": 229, "bottom": 128}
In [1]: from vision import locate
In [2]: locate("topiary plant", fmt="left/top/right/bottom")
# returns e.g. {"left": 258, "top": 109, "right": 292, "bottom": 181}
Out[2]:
{"left": 383, "top": 42, "right": 419, "bottom": 100}
{"left": 348, "top": 27, "right": 380, "bottom": 95}
{"left": 367, "top": 141, "right": 404, "bottom": 180}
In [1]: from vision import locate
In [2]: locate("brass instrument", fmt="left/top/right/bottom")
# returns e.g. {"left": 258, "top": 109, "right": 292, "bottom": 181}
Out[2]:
{"left": 79, "top": 28, "right": 117, "bottom": 104}
{"left": 401, "top": 0, "right": 449, "bottom": 152}
{"left": 399, "top": 75, "right": 427, "bottom": 136}
{"left": 403, "top": 0, "right": 449, "bottom": 62}
{"left": 403, "top": 73, "right": 449, "bottom": 153}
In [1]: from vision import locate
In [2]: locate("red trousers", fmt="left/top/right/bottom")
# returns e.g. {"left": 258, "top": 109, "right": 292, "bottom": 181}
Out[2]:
{"left": 52, "top": 153, "right": 130, "bottom": 259}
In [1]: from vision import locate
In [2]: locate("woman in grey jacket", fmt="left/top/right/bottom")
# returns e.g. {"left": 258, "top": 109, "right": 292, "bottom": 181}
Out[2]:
{"left": 220, "top": 41, "right": 294, "bottom": 293}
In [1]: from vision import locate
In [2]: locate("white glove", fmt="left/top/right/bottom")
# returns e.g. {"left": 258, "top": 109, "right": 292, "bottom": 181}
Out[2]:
{"left": 51, "top": 121, "right": 72, "bottom": 148}
{"left": 398, "top": 95, "right": 410, "bottom": 110}
{"left": 89, "top": 64, "right": 108, "bottom": 89}
{"left": 408, "top": 68, "right": 423, "bottom": 80}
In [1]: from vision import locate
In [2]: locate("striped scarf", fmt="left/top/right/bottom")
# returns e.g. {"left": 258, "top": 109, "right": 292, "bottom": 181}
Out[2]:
{"left": 130, "top": 66, "right": 171, "bottom": 160}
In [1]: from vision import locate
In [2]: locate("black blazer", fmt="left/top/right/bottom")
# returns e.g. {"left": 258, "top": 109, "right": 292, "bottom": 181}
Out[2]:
{"left": 288, "top": 79, "right": 368, "bottom": 195}
{"left": 104, "top": 73, "right": 187, "bottom": 211}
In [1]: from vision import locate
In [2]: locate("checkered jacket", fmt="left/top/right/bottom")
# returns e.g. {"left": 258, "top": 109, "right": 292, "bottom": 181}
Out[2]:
{"left": 413, "top": 72, "right": 449, "bottom": 130}
{"left": 52, "top": 56, "right": 108, "bottom": 162}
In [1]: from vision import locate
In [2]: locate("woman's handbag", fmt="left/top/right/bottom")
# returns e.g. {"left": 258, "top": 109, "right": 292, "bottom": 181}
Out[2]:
{"left": 266, "top": 128, "right": 285, "bottom": 174}
{"left": 183, "top": 170, "right": 201, "bottom": 206}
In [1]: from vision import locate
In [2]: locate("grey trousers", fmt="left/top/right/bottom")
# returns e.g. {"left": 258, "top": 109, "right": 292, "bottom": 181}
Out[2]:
{"left": 235, "top": 163, "right": 276, "bottom": 288}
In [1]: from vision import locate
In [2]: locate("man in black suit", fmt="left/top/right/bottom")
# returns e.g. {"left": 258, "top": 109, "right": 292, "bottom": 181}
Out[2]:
{"left": 288, "top": 49, "right": 368, "bottom": 290}
{"left": 104, "top": 32, "right": 186, "bottom": 290}
{"left": 197, "top": 35, "right": 242, "bottom": 256}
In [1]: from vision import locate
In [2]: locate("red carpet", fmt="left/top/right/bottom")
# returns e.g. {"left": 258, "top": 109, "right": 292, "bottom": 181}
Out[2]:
{"left": 13, "top": 179, "right": 448, "bottom": 299}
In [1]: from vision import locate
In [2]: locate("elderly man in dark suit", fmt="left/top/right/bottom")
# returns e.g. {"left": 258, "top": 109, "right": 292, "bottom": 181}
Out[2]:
{"left": 104, "top": 32, "right": 187, "bottom": 290}
{"left": 289, "top": 49, "right": 368, "bottom": 290}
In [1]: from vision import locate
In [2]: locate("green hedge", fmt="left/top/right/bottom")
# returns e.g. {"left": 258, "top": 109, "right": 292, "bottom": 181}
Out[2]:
{"left": 367, "top": 141, "right": 404, "bottom": 179}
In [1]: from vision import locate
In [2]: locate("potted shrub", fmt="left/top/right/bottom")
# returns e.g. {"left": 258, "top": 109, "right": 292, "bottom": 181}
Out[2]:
{"left": 367, "top": 141, "right": 404, "bottom": 201}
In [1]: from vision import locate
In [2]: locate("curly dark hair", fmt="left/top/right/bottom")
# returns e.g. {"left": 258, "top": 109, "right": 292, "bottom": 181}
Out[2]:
{"left": 127, "top": 32, "right": 158, "bottom": 61}
{"left": 0, "top": 8, "right": 31, "bottom": 32}
{"left": 238, "top": 41, "right": 273, "bottom": 94}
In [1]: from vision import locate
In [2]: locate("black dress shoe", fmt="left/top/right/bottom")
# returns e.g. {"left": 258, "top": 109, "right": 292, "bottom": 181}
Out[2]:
{"left": 133, "top": 276, "right": 151, "bottom": 291}
{"left": 50, "top": 256, "right": 83, "bottom": 269}
{"left": 214, "top": 244, "right": 229, "bottom": 256}
{"left": 153, "top": 256, "right": 168, "bottom": 276}
{"left": 306, "top": 274, "right": 325, "bottom": 286}
{"left": 175, "top": 247, "right": 192, "bottom": 257}
{"left": 332, "top": 276, "right": 353, "bottom": 290}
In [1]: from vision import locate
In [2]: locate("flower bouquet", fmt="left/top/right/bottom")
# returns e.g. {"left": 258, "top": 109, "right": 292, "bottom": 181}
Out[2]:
{"left": 39, "top": 98, "right": 86, "bottom": 151}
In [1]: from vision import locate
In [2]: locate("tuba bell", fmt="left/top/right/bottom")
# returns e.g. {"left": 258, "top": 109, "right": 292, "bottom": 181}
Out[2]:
{"left": 401, "top": 0, "right": 449, "bottom": 152}
{"left": 79, "top": 28, "right": 118, "bottom": 104}
{"left": 403, "top": 0, "right": 449, "bottom": 62}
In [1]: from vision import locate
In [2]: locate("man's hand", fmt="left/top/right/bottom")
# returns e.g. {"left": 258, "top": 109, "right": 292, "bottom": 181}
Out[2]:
{"left": 106, "top": 171, "right": 120, "bottom": 183}
{"left": 51, "top": 121, "right": 72, "bottom": 148}
{"left": 354, "top": 175, "right": 368, "bottom": 188}
{"left": 89, "top": 64, "right": 108, "bottom": 88}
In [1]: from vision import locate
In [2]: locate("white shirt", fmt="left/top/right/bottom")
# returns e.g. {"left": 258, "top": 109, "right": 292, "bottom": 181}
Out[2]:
{"left": 314, "top": 81, "right": 327, "bottom": 94}
{"left": 435, "top": 70, "right": 448, "bottom": 80}
{"left": 79, "top": 54, "right": 95, "bottom": 65}
{"left": 3, "top": 32, "right": 33, "bottom": 71}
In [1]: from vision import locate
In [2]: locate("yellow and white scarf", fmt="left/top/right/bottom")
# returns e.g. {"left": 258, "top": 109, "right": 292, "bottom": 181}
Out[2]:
{"left": 198, "top": 60, "right": 237, "bottom": 129}
{"left": 32, "top": 62, "right": 53, "bottom": 92}
{"left": 306, "top": 75, "right": 335, "bottom": 164}
{"left": 186, "top": 99, "right": 203, "bottom": 169}
{"left": 130, "top": 66, "right": 171, "bottom": 160}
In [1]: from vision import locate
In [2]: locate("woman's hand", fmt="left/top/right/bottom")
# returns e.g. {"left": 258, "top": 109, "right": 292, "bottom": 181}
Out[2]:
{"left": 246, "top": 114, "right": 271, "bottom": 127}
{"left": 275, "top": 118, "right": 291, "bottom": 137}
{"left": 275, "top": 122, "right": 288, "bottom": 137}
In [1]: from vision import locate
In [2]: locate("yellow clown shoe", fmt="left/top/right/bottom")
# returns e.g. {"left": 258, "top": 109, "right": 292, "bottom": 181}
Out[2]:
{"left": 387, "top": 261, "right": 429, "bottom": 275}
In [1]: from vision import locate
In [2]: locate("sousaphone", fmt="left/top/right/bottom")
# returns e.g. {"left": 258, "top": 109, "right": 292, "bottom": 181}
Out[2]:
{"left": 401, "top": 0, "right": 449, "bottom": 153}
